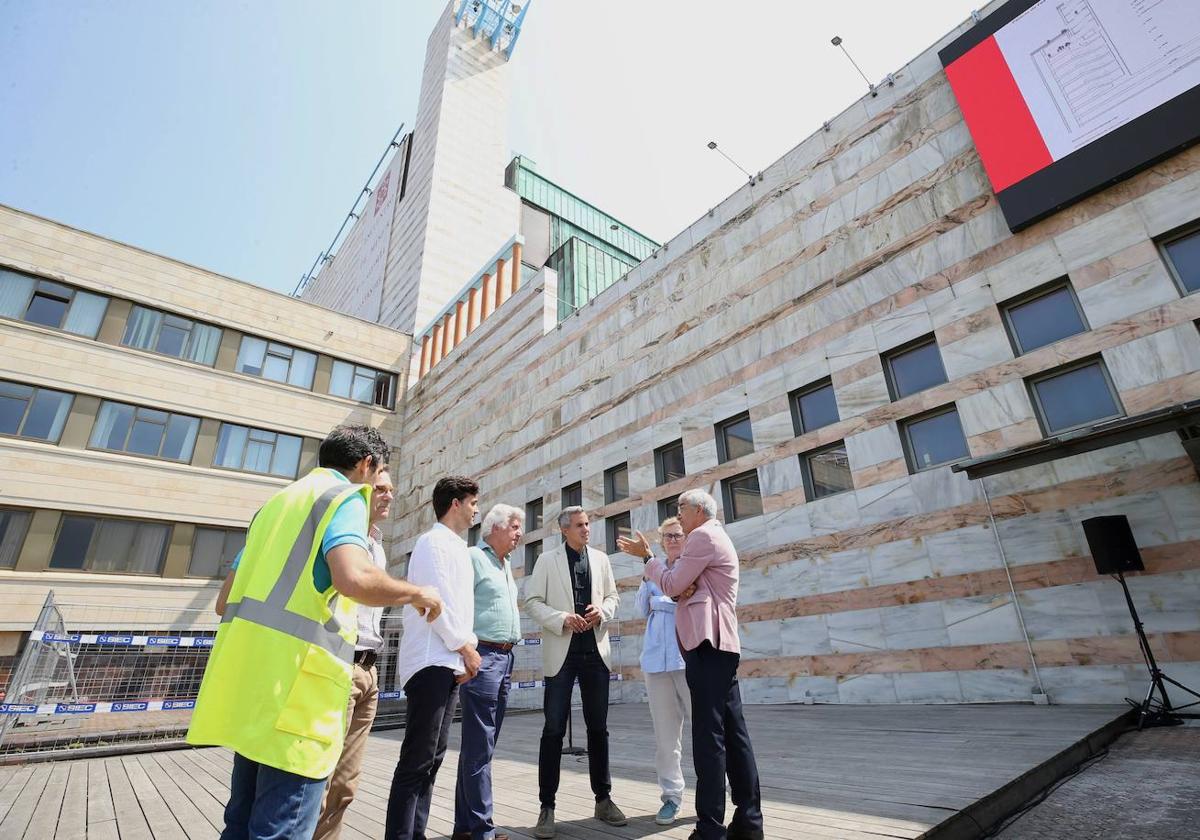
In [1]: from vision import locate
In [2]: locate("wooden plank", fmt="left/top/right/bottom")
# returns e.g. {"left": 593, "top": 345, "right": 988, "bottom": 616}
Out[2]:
{"left": 53, "top": 761, "right": 88, "bottom": 840}
{"left": 0, "top": 764, "right": 52, "bottom": 839}
{"left": 122, "top": 754, "right": 188, "bottom": 840}
{"left": 23, "top": 762, "right": 69, "bottom": 839}
{"left": 105, "top": 756, "right": 153, "bottom": 840}
{"left": 0, "top": 766, "right": 34, "bottom": 824}
{"left": 85, "top": 759, "right": 116, "bottom": 829}
{"left": 145, "top": 752, "right": 226, "bottom": 836}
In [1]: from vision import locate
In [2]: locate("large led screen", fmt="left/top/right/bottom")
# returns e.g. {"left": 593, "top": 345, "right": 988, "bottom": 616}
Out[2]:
{"left": 939, "top": 0, "right": 1200, "bottom": 231}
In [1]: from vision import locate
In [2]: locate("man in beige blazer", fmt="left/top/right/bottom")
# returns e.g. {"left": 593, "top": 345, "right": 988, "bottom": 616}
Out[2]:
{"left": 523, "top": 506, "right": 626, "bottom": 839}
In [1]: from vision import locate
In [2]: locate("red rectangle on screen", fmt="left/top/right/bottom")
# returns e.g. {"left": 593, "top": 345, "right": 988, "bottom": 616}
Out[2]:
{"left": 944, "top": 35, "right": 1053, "bottom": 193}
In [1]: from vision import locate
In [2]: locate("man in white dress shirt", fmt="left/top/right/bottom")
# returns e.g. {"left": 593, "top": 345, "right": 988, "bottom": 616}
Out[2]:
{"left": 384, "top": 476, "right": 482, "bottom": 840}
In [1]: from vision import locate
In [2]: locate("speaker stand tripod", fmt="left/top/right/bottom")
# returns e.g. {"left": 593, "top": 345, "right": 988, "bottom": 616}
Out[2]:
{"left": 1115, "top": 570, "right": 1200, "bottom": 729}
{"left": 562, "top": 711, "right": 587, "bottom": 756}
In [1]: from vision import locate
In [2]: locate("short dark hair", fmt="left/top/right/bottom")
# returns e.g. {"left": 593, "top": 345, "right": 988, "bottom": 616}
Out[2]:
{"left": 432, "top": 476, "right": 479, "bottom": 519}
{"left": 319, "top": 425, "right": 391, "bottom": 473}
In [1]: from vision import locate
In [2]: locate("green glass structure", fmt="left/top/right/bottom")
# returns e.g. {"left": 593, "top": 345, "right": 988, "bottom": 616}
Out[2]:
{"left": 505, "top": 156, "right": 659, "bottom": 321}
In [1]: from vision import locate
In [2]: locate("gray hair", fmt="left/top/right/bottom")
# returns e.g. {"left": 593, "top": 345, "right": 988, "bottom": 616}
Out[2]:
{"left": 481, "top": 504, "right": 524, "bottom": 537}
{"left": 557, "top": 505, "right": 586, "bottom": 528}
{"left": 678, "top": 489, "right": 717, "bottom": 518}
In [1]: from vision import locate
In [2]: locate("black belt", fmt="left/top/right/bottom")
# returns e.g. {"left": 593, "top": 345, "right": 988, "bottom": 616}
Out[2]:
{"left": 477, "top": 640, "right": 517, "bottom": 652}
{"left": 353, "top": 649, "right": 378, "bottom": 669}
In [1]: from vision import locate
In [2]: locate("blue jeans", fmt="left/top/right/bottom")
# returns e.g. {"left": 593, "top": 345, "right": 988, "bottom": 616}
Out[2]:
{"left": 221, "top": 752, "right": 328, "bottom": 840}
{"left": 453, "top": 645, "right": 513, "bottom": 839}
{"left": 538, "top": 645, "right": 611, "bottom": 808}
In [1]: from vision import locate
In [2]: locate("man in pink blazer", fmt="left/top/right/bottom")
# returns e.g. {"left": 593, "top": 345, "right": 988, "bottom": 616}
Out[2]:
{"left": 620, "top": 489, "right": 763, "bottom": 840}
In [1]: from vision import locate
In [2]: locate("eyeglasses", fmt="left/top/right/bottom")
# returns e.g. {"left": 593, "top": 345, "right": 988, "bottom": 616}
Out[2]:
{"left": 663, "top": 533, "right": 685, "bottom": 542}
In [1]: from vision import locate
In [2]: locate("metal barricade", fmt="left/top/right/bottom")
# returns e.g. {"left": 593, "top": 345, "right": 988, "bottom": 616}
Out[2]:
{"left": 0, "top": 591, "right": 218, "bottom": 762}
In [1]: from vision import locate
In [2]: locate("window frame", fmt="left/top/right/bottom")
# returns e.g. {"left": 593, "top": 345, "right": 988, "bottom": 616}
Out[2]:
{"left": 187, "top": 526, "right": 246, "bottom": 579}
{"left": 800, "top": 441, "right": 854, "bottom": 501}
{"left": 121, "top": 304, "right": 222, "bottom": 366}
{"left": 561, "top": 481, "right": 582, "bottom": 510}
{"left": 0, "top": 506, "right": 33, "bottom": 569}
{"left": 715, "top": 412, "right": 755, "bottom": 464}
{"left": 999, "top": 279, "right": 1089, "bottom": 356}
{"left": 606, "top": 511, "right": 632, "bottom": 554}
{"left": 654, "top": 439, "right": 687, "bottom": 485}
{"left": 0, "top": 379, "right": 74, "bottom": 444}
{"left": 88, "top": 399, "right": 201, "bottom": 463}
{"left": 235, "top": 335, "right": 318, "bottom": 390}
{"left": 900, "top": 404, "right": 971, "bottom": 473}
{"left": 789, "top": 377, "right": 839, "bottom": 437}
{"left": 882, "top": 334, "right": 949, "bottom": 402}
{"left": 328, "top": 359, "right": 397, "bottom": 409}
{"left": 467, "top": 523, "right": 481, "bottom": 546}
{"left": 1026, "top": 357, "right": 1125, "bottom": 437}
{"left": 721, "top": 468, "right": 763, "bottom": 523}
{"left": 1159, "top": 220, "right": 1200, "bottom": 296}
{"left": 603, "top": 463, "right": 629, "bottom": 505}
{"left": 0, "top": 270, "right": 110, "bottom": 338}
{"left": 657, "top": 493, "right": 681, "bottom": 523}
{"left": 526, "top": 498, "right": 543, "bottom": 533}
{"left": 49, "top": 513, "right": 172, "bottom": 576}
{"left": 212, "top": 422, "right": 304, "bottom": 479}
{"left": 525, "top": 539, "right": 543, "bottom": 574}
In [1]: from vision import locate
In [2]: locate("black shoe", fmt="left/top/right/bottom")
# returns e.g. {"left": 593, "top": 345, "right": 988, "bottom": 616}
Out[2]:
{"left": 728, "top": 829, "right": 765, "bottom": 840}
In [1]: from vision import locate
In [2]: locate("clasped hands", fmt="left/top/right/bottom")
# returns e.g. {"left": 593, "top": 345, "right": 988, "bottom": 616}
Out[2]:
{"left": 564, "top": 604, "right": 603, "bottom": 633}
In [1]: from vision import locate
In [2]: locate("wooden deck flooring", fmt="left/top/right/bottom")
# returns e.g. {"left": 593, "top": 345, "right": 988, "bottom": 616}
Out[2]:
{"left": 0, "top": 703, "right": 1126, "bottom": 839}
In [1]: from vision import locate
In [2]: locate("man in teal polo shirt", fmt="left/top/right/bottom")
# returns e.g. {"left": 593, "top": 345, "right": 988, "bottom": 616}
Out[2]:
{"left": 452, "top": 504, "right": 525, "bottom": 840}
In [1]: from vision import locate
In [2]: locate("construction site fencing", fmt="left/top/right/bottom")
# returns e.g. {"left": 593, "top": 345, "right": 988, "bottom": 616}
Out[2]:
{"left": 1, "top": 592, "right": 632, "bottom": 762}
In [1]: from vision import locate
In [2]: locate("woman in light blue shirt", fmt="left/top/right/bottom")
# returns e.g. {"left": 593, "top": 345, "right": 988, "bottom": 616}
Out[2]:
{"left": 635, "top": 517, "right": 691, "bottom": 825}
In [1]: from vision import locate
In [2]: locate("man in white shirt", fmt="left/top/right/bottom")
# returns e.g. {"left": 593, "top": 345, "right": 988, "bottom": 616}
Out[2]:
{"left": 385, "top": 476, "right": 482, "bottom": 840}
{"left": 312, "top": 466, "right": 395, "bottom": 840}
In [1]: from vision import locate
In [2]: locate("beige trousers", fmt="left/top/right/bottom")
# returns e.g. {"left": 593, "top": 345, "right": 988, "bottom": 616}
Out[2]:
{"left": 645, "top": 668, "right": 690, "bottom": 805}
{"left": 312, "top": 662, "right": 379, "bottom": 840}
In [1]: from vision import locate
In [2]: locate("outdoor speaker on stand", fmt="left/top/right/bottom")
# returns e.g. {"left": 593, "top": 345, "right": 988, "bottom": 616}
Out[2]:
{"left": 1082, "top": 515, "right": 1200, "bottom": 728}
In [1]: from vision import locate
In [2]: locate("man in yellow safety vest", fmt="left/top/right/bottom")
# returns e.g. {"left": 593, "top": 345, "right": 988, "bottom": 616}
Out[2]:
{"left": 188, "top": 425, "right": 443, "bottom": 840}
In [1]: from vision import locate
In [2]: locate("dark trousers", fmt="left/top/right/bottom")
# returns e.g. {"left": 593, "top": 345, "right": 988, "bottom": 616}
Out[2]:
{"left": 222, "top": 752, "right": 327, "bottom": 840}
{"left": 685, "top": 641, "right": 763, "bottom": 840}
{"left": 453, "top": 646, "right": 513, "bottom": 839}
{"left": 384, "top": 666, "right": 460, "bottom": 840}
{"left": 538, "top": 645, "right": 611, "bottom": 808}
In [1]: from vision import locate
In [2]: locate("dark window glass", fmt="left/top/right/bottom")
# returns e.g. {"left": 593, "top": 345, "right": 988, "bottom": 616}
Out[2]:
{"left": 562, "top": 482, "right": 582, "bottom": 509}
{"left": 155, "top": 317, "right": 189, "bottom": 357}
{"left": 1031, "top": 361, "right": 1123, "bottom": 434}
{"left": 723, "top": 470, "right": 762, "bottom": 522}
{"left": 655, "top": 440, "right": 686, "bottom": 484}
{"left": 903, "top": 407, "right": 970, "bottom": 471}
{"left": 792, "top": 379, "right": 839, "bottom": 435}
{"left": 803, "top": 443, "right": 853, "bottom": 500}
{"left": 467, "top": 524, "right": 481, "bottom": 545}
{"left": 329, "top": 360, "right": 396, "bottom": 409}
{"left": 526, "top": 498, "right": 543, "bottom": 532}
{"left": 50, "top": 516, "right": 96, "bottom": 570}
{"left": 885, "top": 338, "right": 948, "bottom": 400}
{"left": 526, "top": 539, "right": 543, "bottom": 574}
{"left": 0, "top": 381, "right": 72, "bottom": 442}
{"left": 24, "top": 290, "right": 70, "bottom": 329}
{"left": 214, "top": 423, "right": 302, "bottom": 477}
{"left": 606, "top": 512, "right": 632, "bottom": 554}
{"left": 189, "top": 527, "right": 246, "bottom": 578}
{"left": 604, "top": 463, "right": 629, "bottom": 504}
{"left": 1163, "top": 227, "right": 1200, "bottom": 294}
{"left": 127, "top": 408, "right": 169, "bottom": 456}
{"left": 0, "top": 382, "right": 30, "bottom": 434}
{"left": 717, "top": 413, "right": 754, "bottom": 462}
{"left": 657, "top": 493, "right": 681, "bottom": 522}
{"left": 0, "top": 508, "right": 32, "bottom": 568}
{"left": 90, "top": 402, "right": 198, "bottom": 462}
{"left": 1003, "top": 284, "right": 1087, "bottom": 354}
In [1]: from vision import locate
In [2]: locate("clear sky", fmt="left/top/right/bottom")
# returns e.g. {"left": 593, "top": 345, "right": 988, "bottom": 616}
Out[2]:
{"left": 0, "top": 0, "right": 980, "bottom": 296}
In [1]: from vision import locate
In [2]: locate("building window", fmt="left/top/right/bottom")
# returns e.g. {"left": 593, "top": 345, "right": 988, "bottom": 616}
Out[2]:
{"left": 1161, "top": 224, "right": 1200, "bottom": 294}
{"left": 0, "top": 380, "right": 73, "bottom": 443}
{"left": 901, "top": 406, "right": 970, "bottom": 472}
{"left": 801, "top": 442, "right": 853, "bottom": 500}
{"left": 329, "top": 360, "right": 396, "bottom": 409}
{"left": 236, "top": 336, "right": 317, "bottom": 389}
{"left": 722, "top": 469, "right": 762, "bottom": 522}
{"left": 526, "top": 539, "right": 543, "bottom": 574}
{"left": 1029, "top": 358, "right": 1123, "bottom": 435}
{"left": 657, "top": 493, "right": 681, "bottom": 523}
{"left": 0, "top": 508, "right": 32, "bottom": 569}
{"left": 716, "top": 413, "right": 755, "bottom": 463}
{"left": 1001, "top": 281, "right": 1088, "bottom": 355}
{"left": 122, "top": 305, "right": 222, "bottom": 365}
{"left": 883, "top": 336, "right": 948, "bottom": 400}
{"left": 562, "top": 482, "right": 582, "bottom": 509}
{"left": 604, "top": 463, "right": 629, "bottom": 504}
{"left": 790, "top": 378, "right": 840, "bottom": 436}
{"left": 90, "top": 401, "right": 200, "bottom": 462}
{"left": 214, "top": 423, "right": 303, "bottom": 478}
{"left": 0, "top": 269, "right": 109, "bottom": 338}
{"left": 189, "top": 527, "right": 246, "bottom": 578}
{"left": 526, "top": 498, "right": 543, "bottom": 532}
{"left": 655, "top": 439, "right": 686, "bottom": 485}
{"left": 606, "top": 512, "right": 632, "bottom": 554}
{"left": 467, "top": 523, "right": 481, "bottom": 546}
{"left": 49, "top": 515, "right": 171, "bottom": 575}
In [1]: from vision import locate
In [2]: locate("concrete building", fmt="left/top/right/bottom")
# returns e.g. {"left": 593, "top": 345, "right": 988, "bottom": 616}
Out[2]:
{"left": 0, "top": 205, "right": 409, "bottom": 693}
{"left": 391, "top": 3, "right": 1200, "bottom": 708}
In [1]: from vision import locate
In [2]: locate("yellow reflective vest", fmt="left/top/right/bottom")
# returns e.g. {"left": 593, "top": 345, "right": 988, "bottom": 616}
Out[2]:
{"left": 186, "top": 468, "right": 371, "bottom": 779}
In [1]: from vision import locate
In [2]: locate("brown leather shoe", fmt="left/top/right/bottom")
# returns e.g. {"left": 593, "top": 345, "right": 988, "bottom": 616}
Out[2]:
{"left": 452, "top": 834, "right": 509, "bottom": 840}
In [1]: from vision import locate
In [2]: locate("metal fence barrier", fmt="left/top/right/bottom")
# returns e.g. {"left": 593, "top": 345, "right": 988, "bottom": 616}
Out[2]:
{"left": 1, "top": 592, "right": 630, "bottom": 762}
